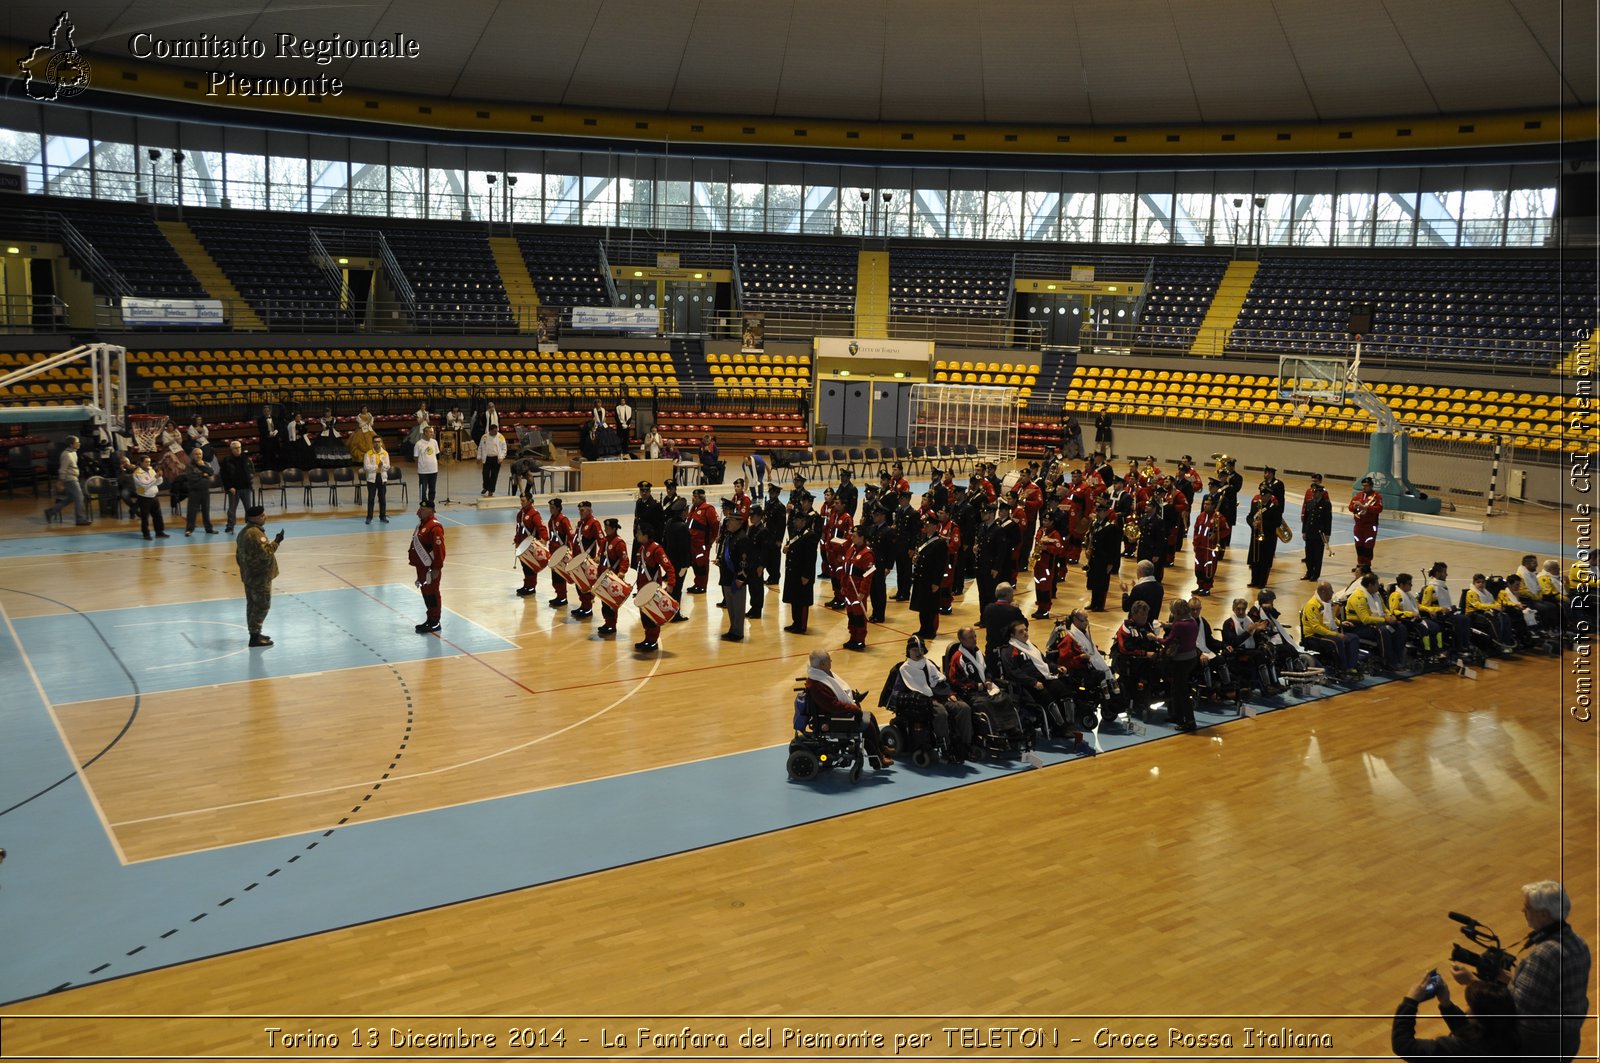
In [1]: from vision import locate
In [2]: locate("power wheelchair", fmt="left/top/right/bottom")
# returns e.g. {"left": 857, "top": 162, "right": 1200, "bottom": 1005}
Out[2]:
{"left": 786, "top": 683, "right": 869, "bottom": 783}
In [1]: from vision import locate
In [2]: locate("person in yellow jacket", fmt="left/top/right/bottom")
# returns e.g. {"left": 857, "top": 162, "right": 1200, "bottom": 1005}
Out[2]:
{"left": 1420, "top": 561, "right": 1480, "bottom": 658}
{"left": 1347, "top": 572, "right": 1408, "bottom": 670}
{"left": 1464, "top": 573, "right": 1517, "bottom": 649}
{"left": 1389, "top": 572, "right": 1445, "bottom": 660}
{"left": 1300, "top": 580, "right": 1362, "bottom": 673}
{"left": 1512, "top": 555, "right": 1562, "bottom": 633}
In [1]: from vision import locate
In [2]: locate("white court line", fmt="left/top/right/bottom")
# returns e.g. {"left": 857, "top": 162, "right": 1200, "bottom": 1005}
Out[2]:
{"left": 110, "top": 652, "right": 665, "bottom": 833}
{"left": 113, "top": 618, "right": 250, "bottom": 670}
{"left": 0, "top": 594, "right": 132, "bottom": 866}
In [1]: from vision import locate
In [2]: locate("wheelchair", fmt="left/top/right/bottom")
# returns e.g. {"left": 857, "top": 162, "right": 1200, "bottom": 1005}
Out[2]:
{"left": 785, "top": 686, "right": 868, "bottom": 783}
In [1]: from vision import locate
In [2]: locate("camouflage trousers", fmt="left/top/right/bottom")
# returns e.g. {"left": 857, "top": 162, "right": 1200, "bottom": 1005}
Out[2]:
{"left": 243, "top": 578, "right": 273, "bottom": 635}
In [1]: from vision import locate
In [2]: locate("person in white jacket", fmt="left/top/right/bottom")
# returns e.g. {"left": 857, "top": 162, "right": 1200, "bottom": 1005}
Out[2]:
{"left": 362, "top": 439, "right": 391, "bottom": 523}
{"left": 413, "top": 426, "right": 439, "bottom": 508}
{"left": 478, "top": 424, "right": 507, "bottom": 497}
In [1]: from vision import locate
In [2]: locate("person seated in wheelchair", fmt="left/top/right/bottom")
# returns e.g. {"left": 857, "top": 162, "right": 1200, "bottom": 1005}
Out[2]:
{"left": 1300, "top": 581, "right": 1363, "bottom": 678}
{"left": 1248, "top": 589, "right": 1321, "bottom": 681}
{"left": 1053, "top": 609, "right": 1119, "bottom": 712}
{"left": 803, "top": 648, "right": 893, "bottom": 769}
{"left": 1515, "top": 555, "right": 1564, "bottom": 635}
{"left": 998, "top": 618, "right": 1071, "bottom": 735}
{"left": 1222, "top": 597, "right": 1286, "bottom": 696}
{"left": 1464, "top": 573, "right": 1520, "bottom": 653}
{"left": 1387, "top": 573, "right": 1448, "bottom": 666}
{"left": 944, "top": 627, "right": 1026, "bottom": 744}
{"left": 1187, "top": 595, "right": 1240, "bottom": 701}
{"left": 1346, "top": 573, "right": 1411, "bottom": 672}
{"left": 1537, "top": 559, "right": 1583, "bottom": 645}
{"left": 1502, "top": 574, "right": 1557, "bottom": 650}
{"left": 1420, "top": 561, "right": 1490, "bottom": 663}
{"left": 881, "top": 636, "right": 973, "bottom": 763}
{"left": 1112, "top": 599, "right": 1167, "bottom": 714}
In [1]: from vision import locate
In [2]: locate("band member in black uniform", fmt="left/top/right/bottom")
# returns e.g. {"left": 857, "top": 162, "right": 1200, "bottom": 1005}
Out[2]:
{"left": 743, "top": 507, "right": 771, "bottom": 618}
{"left": 1244, "top": 477, "right": 1286, "bottom": 588}
{"left": 892, "top": 490, "right": 919, "bottom": 601}
{"left": 634, "top": 480, "right": 665, "bottom": 544}
{"left": 1135, "top": 492, "right": 1169, "bottom": 584}
{"left": 836, "top": 467, "right": 858, "bottom": 520}
{"left": 910, "top": 515, "right": 950, "bottom": 641}
{"left": 782, "top": 493, "right": 820, "bottom": 634}
{"left": 661, "top": 500, "right": 693, "bottom": 620}
{"left": 950, "top": 484, "right": 979, "bottom": 595}
{"left": 762, "top": 483, "right": 786, "bottom": 586}
{"left": 1260, "top": 465, "right": 1286, "bottom": 506}
{"left": 1301, "top": 481, "right": 1333, "bottom": 582}
{"left": 927, "top": 469, "right": 950, "bottom": 515}
{"left": 1214, "top": 458, "right": 1243, "bottom": 560}
{"left": 975, "top": 504, "right": 1017, "bottom": 611}
{"left": 862, "top": 504, "right": 895, "bottom": 623}
{"left": 1085, "top": 501, "right": 1123, "bottom": 612}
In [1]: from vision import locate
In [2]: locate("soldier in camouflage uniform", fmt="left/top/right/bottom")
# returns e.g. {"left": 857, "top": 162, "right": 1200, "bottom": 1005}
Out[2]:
{"left": 235, "top": 505, "right": 283, "bottom": 647}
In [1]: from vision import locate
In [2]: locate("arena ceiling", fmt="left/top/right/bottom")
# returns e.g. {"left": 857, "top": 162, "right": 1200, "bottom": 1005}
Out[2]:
{"left": 6, "top": 0, "right": 1595, "bottom": 128}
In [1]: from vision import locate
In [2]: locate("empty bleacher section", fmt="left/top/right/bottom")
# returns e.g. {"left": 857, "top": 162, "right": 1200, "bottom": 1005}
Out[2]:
{"left": 933, "top": 358, "right": 1038, "bottom": 397}
{"left": 61, "top": 210, "right": 206, "bottom": 299}
{"left": 655, "top": 406, "right": 809, "bottom": 453}
{"left": 737, "top": 242, "right": 857, "bottom": 314}
{"left": 187, "top": 219, "right": 349, "bottom": 329}
{"left": 383, "top": 229, "right": 515, "bottom": 330}
{"left": 705, "top": 352, "right": 810, "bottom": 398}
{"left": 1060, "top": 366, "right": 1579, "bottom": 454}
{"left": 1132, "top": 255, "right": 1231, "bottom": 350}
{"left": 889, "top": 246, "right": 1012, "bottom": 318}
{"left": 514, "top": 235, "right": 608, "bottom": 307}
{"left": 0, "top": 350, "right": 93, "bottom": 404}
{"left": 1230, "top": 256, "right": 1598, "bottom": 366}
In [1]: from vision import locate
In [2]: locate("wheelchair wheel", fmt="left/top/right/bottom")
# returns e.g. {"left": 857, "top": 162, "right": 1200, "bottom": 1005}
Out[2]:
{"left": 911, "top": 748, "right": 933, "bottom": 769}
{"left": 785, "top": 749, "right": 820, "bottom": 781}
{"left": 849, "top": 757, "right": 863, "bottom": 784}
{"left": 879, "top": 724, "right": 903, "bottom": 757}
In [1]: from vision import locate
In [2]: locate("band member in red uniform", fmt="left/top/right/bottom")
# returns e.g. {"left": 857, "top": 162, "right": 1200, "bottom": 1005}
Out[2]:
{"left": 730, "top": 478, "right": 753, "bottom": 521}
{"left": 937, "top": 504, "right": 961, "bottom": 614}
{"left": 687, "top": 487, "right": 720, "bottom": 594}
{"left": 595, "top": 518, "right": 629, "bottom": 637}
{"left": 822, "top": 496, "right": 854, "bottom": 608}
{"left": 409, "top": 502, "right": 445, "bottom": 633}
{"left": 840, "top": 526, "right": 876, "bottom": 651}
{"left": 1164, "top": 480, "right": 1189, "bottom": 565}
{"left": 1030, "top": 511, "right": 1069, "bottom": 619}
{"left": 514, "top": 491, "right": 548, "bottom": 597}
{"left": 570, "top": 500, "right": 604, "bottom": 619}
{"left": 546, "top": 497, "right": 574, "bottom": 609}
{"left": 1018, "top": 469, "right": 1045, "bottom": 550}
{"left": 1191, "top": 494, "right": 1227, "bottom": 595}
{"left": 1349, "top": 476, "right": 1383, "bottom": 568}
{"left": 888, "top": 463, "right": 911, "bottom": 498}
{"left": 632, "top": 525, "right": 676, "bottom": 653}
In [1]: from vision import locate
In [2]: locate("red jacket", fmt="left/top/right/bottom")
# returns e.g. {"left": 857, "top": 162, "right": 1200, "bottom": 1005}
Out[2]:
{"left": 635, "top": 540, "right": 676, "bottom": 588}
{"left": 515, "top": 503, "right": 546, "bottom": 545}
{"left": 409, "top": 516, "right": 445, "bottom": 577}
{"left": 547, "top": 511, "right": 574, "bottom": 548}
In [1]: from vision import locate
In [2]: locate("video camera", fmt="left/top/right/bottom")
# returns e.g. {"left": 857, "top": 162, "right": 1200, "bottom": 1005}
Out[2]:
{"left": 1448, "top": 911, "right": 1516, "bottom": 981}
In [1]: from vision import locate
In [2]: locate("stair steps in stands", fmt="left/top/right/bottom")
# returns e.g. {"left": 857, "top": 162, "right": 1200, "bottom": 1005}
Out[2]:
{"left": 854, "top": 251, "right": 890, "bottom": 339}
{"left": 1552, "top": 328, "right": 1597, "bottom": 376}
{"left": 490, "top": 236, "right": 541, "bottom": 333}
{"left": 156, "top": 220, "right": 266, "bottom": 331}
{"left": 1187, "top": 260, "right": 1258, "bottom": 357}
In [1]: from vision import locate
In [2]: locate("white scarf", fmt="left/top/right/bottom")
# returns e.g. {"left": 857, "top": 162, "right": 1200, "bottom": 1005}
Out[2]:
{"left": 1009, "top": 636, "right": 1051, "bottom": 679}
{"left": 1426, "top": 577, "right": 1456, "bottom": 612}
{"left": 1227, "top": 614, "right": 1256, "bottom": 649}
{"left": 1069, "top": 625, "right": 1111, "bottom": 674}
{"left": 805, "top": 666, "right": 856, "bottom": 707}
{"left": 1542, "top": 570, "right": 1566, "bottom": 597}
{"left": 955, "top": 645, "right": 987, "bottom": 683}
{"left": 898, "top": 658, "right": 942, "bottom": 696}
{"left": 1319, "top": 597, "right": 1337, "bottom": 628}
{"left": 1394, "top": 585, "right": 1420, "bottom": 614}
{"left": 1517, "top": 566, "right": 1542, "bottom": 599}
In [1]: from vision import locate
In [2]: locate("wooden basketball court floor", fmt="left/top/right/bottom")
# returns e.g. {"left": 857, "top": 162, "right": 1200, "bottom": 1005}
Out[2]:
{"left": 0, "top": 461, "right": 1593, "bottom": 1060}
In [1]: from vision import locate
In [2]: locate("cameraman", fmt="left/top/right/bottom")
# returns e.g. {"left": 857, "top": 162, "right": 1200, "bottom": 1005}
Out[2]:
{"left": 1392, "top": 971, "right": 1519, "bottom": 1061}
{"left": 1451, "top": 881, "right": 1590, "bottom": 1062}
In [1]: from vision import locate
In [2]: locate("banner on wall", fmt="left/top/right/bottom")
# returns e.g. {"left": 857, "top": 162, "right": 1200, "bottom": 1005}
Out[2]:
{"left": 571, "top": 306, "right": 661, "bottom": 334}
{"left": 1071, "top": 265, "right": 1096, "bottom": 282}
{"left": 536, "top": 309, "right": 563, "bottom": 353}
{"left": 740, "top": 312, "right": 765, "bottom": 354}
{"left": 120, "top": 297, "right": 224, "bottom": 326}
{"left": 814, "top": 337, "right": 932, "bottom": 362}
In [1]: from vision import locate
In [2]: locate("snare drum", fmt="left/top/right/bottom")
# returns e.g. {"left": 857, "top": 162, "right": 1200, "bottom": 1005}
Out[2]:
{"left": 594, "top": 569, "right": 633, "bottom": 609}
{"left": 516, "top": 537, "right": 551, "bottom": 572}
{"left": 636, "top": 581, "right": 680, "bottom": 626}
{"left": 567, "top": 552, "right": 600, "bottom": 592}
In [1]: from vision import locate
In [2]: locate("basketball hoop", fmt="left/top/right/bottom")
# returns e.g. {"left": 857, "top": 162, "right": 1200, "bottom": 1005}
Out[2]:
{"left": 1293, "top": 400, "right": 1311, "bottom": 419}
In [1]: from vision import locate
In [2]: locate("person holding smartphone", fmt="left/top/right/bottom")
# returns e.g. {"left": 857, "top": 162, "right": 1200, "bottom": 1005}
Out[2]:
{"left": 235, "top": 506, "right": 284, "bottom": 648}
{"left": 1392, "top": 969, "right": 1519, "bottom": 1061}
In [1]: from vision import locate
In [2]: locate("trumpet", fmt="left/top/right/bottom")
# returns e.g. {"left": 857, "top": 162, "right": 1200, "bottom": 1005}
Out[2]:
{"left": 1252, "top": 508, "right": 1268, "bottom": 543}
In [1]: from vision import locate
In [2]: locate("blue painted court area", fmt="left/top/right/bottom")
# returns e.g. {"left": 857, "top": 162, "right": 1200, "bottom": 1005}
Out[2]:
{"left": 11, "top": 585, "right": 516, "bottom": 704}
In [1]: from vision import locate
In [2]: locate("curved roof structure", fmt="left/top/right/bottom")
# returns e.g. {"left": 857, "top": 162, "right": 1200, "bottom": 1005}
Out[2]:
{"left": 7, "top": 0, "right": 1593, "bottom": 128}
